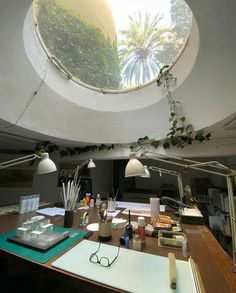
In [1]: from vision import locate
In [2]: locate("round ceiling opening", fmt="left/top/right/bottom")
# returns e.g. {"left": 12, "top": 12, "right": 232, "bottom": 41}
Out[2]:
{"left": 33, "top": 0, "right": 192, "bottom": 93}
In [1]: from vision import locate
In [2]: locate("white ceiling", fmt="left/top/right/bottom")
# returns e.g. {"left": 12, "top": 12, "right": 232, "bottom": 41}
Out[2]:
{"left": 0, "top": 0, "right": 236, "bottom": 156}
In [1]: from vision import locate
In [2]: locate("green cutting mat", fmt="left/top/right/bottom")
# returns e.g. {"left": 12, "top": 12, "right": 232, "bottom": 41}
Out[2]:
{"left": 0, "top": 226, "right": 87, "bottom": 263}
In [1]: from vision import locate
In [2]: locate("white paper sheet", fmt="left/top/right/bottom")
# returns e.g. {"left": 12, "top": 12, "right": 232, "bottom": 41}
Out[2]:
{"left": 52, "top": 240, "right": 197, "bottom": 293}
{"left": 116, "top": 201, "right": 165, "bottom": 217}
{"left": 36, "top": 207, "right": 65, "bottom": 216}
{"left": 116, "top": 201, "right": 151, "bottom": 210}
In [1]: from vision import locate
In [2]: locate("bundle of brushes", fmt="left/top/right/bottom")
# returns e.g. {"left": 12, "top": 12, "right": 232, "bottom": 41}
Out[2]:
{"left": 61, "top": 167, "right": 81, "bottom": 211}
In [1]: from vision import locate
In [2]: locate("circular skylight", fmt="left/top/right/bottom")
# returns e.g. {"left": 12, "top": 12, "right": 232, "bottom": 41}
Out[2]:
{"left": 33, "top": 0, "right": 192, "bottom": 92}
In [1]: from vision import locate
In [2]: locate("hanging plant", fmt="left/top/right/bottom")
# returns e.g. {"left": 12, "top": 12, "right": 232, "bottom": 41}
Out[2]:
{"left": 59, "top": 143, "right": 116, "bottom": 158}
{"left": 129, "top": 136, "right": 160, "bottom": 151}
{"left": 34, "top": 141, "right": 59, "bottom": 155}
{"left": 157, "top": 65, "right": 211, "bottom": 149}
{"left": 33, "top": 65, "right": 211, "bottom": 157}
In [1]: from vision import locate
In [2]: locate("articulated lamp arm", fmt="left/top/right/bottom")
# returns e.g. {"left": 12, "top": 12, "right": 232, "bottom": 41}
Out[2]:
{"left": 0, "top": 154, "right": 39, "bottom": 169}
{"left": 0, "top": 153, "right": 57, "bottom": 174}
{"left": 146, "top": 166, "right": 184, "bottom": 201}
{"left": 73, "top": 159, "right": 96, "bottom": 185}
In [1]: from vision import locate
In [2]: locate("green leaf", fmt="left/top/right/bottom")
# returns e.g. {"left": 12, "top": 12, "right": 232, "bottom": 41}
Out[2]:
{"left": 180, "top": 116, "right": 186, "bottom": 123}
{"left": 99, "top": 144, "right": 107, "bottom": 150}
{"left": 60, "top": 150, "right": 68, "bottom": 158}
{"left": 206, "top": 133, "right": 211, "bottom": 139}
{"left": 162, "top": 139, "right": 170, "bottom": 149}
{"left": 151, "top": 140, "right": 160, "bottom": 149}
{"left": 69, "top": 149, "right": 76, "bottom": 156}
{"left": 186, "top": 124, "right": 193, "bottom": 130}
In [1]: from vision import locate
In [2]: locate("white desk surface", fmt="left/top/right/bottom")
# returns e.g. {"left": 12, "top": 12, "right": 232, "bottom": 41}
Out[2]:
{"left": 52, "top": 240, "right": 197, "bottom": 293}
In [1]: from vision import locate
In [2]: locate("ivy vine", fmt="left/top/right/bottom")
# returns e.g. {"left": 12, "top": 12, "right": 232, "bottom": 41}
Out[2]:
{"left": 34, "top": 65, "right": 211, "bottom": 156}
{"left": 156, "top": 65, "right": 211, "bottom": 149}
{"left": 59, "top": 144, "right": 116, "bottom": 158}
{"left": 34, "top": 141, "right": 59, "bottom": 155}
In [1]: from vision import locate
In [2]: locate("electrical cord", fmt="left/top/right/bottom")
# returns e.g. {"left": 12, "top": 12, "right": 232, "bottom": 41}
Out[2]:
{"left": 161, "top": 196, "right": 191, "bottom": 210}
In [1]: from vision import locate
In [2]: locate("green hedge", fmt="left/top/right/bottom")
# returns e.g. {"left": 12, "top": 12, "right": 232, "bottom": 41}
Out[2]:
{"left": 36, "top": 0, "right": 120, "bottom": 89}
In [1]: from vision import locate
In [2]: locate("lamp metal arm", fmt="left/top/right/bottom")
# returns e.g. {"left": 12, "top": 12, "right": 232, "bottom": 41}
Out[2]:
{"left": 148, "top": 166, "right": 179, "bottom": 177}
{"left": 147, "top": 166, "right": 184, "bottom": 201}
{"left": 143, "top": 151, "right": 231, "bottom": 177}
{"left": 73, "top": 159, "right": 90, "bottom": 185}
{"left": 78, "top": 160, "right": 89, "bottom": 170}
{"left": 142, "top": 150, "right": 230, "bottom": 171}
{"left": 0, "top": 154, "right": 39, "bottom": 169}
{"left": 188, "top": 161, "right": 230, "bottom": 170}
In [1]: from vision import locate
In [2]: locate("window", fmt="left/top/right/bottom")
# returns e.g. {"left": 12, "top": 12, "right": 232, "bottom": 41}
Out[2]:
{"left": 34, "top": 0, "right": 192, "bottom": 92}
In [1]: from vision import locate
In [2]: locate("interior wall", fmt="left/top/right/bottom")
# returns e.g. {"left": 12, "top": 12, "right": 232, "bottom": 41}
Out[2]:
{"left": 0, "top": 152, "right": 59, "bottom": 206}
{"left": 0, "top": 152, "right": 235, "bottom": 207}
{"left": 89, "top": 160, "right": 114, "bottom": 198}
{"left": 0, "top": 153, "right": 114, "bottom": 206}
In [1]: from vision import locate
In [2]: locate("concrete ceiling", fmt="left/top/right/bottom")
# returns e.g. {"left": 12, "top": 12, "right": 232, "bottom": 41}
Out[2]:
{"left": 0, "top": 0, "right": 236, "bottom": 157}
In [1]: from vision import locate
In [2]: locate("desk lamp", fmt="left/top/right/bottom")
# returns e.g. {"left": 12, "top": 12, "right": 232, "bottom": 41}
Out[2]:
{"left": 73, "top": 159, "right": 96, "bottom": 185}
{"left": 0, "top": 152, "right": 57, "bottom": 174}
{"left": 125, "top": 153, "right": 146, "bottom": 177}
{"left": 141, "top": 150, "right": 236, "bottom": 271}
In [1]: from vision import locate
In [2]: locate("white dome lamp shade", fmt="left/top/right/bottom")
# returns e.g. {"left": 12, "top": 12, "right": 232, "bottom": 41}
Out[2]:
{"left": 141, "top": 166, "right": 151, "bottom": 178}
{"left": 125, "top": 153, "right": 146, "bottom": 177}
{"left": 37, "top": 153, "right": 57, "bottom": 174}
{"left": 87, "top": 159, "right": 96, "bottom": 168}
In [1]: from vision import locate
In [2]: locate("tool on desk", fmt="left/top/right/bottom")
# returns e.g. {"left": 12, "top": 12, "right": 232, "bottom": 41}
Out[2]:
{"left": 120, "top": 210, "right": 133, "bottom": 246}
{"left": 168, "top": 252, "right": 177, "bottom": 289}
{"left": 125, "top": 209, "right": 133, "bottom": 239}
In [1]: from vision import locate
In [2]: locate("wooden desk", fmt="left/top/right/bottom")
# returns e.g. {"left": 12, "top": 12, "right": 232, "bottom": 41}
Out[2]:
{"left": 0, "top": 208, "right": 235, "bottom": 293}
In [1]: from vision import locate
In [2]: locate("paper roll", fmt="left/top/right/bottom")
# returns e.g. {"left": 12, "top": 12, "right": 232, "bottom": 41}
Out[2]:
{"left": 150, "top": 197, "right": 160, "bottom": 221}
{"left": 168, "top": 252, "right": 177, "bottom": 289}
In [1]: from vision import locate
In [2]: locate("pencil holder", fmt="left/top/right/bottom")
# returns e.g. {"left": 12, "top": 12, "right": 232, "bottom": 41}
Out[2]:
{"left": 98, "top": 222, "right": 112, "bottom": 242}
{"left": 64, "top": 210, "right": 74, "bottom": 228}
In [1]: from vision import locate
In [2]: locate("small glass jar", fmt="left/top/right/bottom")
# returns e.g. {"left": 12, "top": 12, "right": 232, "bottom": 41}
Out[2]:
{"left": 133, "top": 234, "right": 142, "bottom": 251}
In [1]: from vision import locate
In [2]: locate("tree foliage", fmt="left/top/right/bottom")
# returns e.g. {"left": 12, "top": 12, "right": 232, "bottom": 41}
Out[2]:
{"left": 118, "top": 11, "right": 180, "bottom": 87}
{"left": 36, "top": 0, "right": 120, "bottom": 89}
{"left": 170, "top": 0, "right": 192, "bottom": 42}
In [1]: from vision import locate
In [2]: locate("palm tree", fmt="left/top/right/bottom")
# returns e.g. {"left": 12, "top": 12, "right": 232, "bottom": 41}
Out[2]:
{"left": 119, "top": 11, "right": 179, "bottom": 87}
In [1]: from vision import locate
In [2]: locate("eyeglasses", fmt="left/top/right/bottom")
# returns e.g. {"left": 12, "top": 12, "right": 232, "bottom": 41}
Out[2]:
{"left": 89, "top": 243, "right": 120, "bottom": 267}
